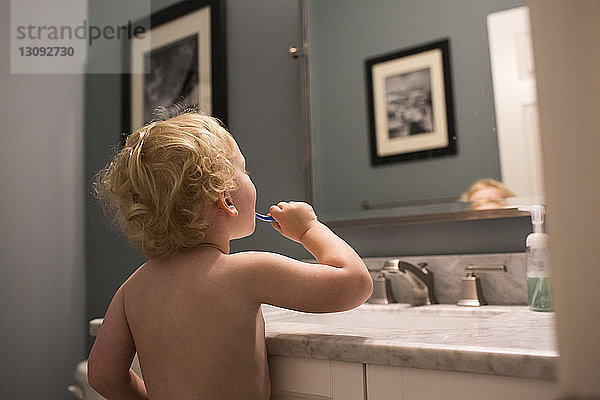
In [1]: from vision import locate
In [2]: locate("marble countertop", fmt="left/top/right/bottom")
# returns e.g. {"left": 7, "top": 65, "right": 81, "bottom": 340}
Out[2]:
{"left": 89, "top": 303, "right": 559, "bottom": 381}
{"left": 262, "top": 303, "right": 559, "bottom": 380}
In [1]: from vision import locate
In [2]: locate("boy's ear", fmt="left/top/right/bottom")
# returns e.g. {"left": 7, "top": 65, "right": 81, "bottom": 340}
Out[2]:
{"left": 217, "top": 196, "right": 239, "bottom": 217}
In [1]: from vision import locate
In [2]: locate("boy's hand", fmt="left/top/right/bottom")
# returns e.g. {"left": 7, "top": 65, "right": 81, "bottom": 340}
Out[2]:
{"left": 269, "top": 201, "right": 319, "bottom": 243}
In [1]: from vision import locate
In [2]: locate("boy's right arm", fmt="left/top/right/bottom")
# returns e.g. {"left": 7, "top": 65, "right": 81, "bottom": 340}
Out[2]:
{"left": 233, "top": 202, "right": 373, "bottom": 312}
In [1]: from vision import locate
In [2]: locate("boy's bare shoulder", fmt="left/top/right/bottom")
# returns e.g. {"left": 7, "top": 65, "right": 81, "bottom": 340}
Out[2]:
{"left": 227, "top": 250, "right": 302, "bottom": 268}
{"left": 224, "top": 251, "right": 293, "bottom": 279}
{"left": 120, "top": 262, "right": 153, "bottom": 291}
{"left": 228, "top": 250, "right": 275, "bottom": 261}
{"left": 224, "top": 250, "right": 318, "bottom": 286}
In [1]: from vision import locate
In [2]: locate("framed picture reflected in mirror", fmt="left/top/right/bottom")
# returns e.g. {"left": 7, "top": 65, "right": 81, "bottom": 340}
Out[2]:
{"left": 366, "top": 39, "right": 456, "bottom": 165}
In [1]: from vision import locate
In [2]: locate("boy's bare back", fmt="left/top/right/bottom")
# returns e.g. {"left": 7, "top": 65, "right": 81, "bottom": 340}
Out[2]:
{"left": 91, "top": 204, "right": 373, "bottom": 399}
{"left": 122, "top": 248, "right": 269, "bottom": 399}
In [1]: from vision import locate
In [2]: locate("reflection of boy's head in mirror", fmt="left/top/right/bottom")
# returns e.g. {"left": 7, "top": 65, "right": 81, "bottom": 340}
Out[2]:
{"left": 459, "top": 179, "right": 516, "bottom": 210}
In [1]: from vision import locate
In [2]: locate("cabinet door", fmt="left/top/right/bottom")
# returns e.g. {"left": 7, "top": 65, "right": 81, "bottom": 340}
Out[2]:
{"left": 366, "top": 364, "right": 558, "bottom": 400}
{"left": 271, "top": 392, "right": 330, "bottom": 400}
{"left": 269, "top": 356, "right": 365, "bottom": 400}
{"left": 269, "top": 356, "right": 331, "bottom": 398}
{"left": 404, "top": 368, "right": 559, "bottom": 400}
{"left": 366, "top": 364, "right": 404, "bottom": 400}
{"left": 331, "top": 360, "right": 365, "bottom": 400}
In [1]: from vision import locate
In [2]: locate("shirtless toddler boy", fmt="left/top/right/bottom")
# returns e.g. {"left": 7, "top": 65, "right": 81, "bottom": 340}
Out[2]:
{"left": 87, "top": 112, "right": 373, "bottom": 399}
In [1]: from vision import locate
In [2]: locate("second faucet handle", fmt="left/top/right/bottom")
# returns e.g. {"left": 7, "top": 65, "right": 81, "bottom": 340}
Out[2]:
{"left": 464, "top": 264, "right": 507, "bottom": 276}
{"left": 457, "top": 264, "right": 507, "bottom": 307}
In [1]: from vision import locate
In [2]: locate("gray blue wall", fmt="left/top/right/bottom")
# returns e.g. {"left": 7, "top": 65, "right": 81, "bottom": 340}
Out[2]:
{"left": 85, "top": 0, "right": 308, "bottom": 343}
{"left": 0, "top": 1, "right": 85, "bottom": 398}
{"left": 85, "top": 0, "right": 530, "bottom": 347}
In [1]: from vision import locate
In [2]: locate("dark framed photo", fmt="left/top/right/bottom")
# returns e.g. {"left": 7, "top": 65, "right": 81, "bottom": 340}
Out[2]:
{"left": 122, "top": 0, "right": 226, "bottom": 140}
{"left": 366, "top": 39, "right": 456, "bottom": 165}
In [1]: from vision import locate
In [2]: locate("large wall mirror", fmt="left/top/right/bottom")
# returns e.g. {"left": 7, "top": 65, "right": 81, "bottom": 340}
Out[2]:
{"left": 301, "top": 0, "right": 544, "bottom": 226}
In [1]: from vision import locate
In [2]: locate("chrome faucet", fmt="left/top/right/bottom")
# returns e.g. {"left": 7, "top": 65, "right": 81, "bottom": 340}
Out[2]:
{"left": 369, "top": 260, "right": 438, "bottom": 306}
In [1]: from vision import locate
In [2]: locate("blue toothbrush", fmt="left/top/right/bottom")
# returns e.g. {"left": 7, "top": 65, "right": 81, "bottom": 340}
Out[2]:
{"left": 255, "top": 212, "right": 275, "bottom": 222}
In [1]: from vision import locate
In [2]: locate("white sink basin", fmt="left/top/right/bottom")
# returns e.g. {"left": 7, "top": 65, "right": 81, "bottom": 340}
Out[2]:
{"left": 263, "top": 304, "right": 508, "bottom": 331}
{"left": 277, "top": 312, "right": 479, "bottom": 330}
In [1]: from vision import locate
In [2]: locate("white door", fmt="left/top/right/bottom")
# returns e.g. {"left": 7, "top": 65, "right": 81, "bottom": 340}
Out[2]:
{"left": 487, "top": 6, "right": 545, "bottom": 205}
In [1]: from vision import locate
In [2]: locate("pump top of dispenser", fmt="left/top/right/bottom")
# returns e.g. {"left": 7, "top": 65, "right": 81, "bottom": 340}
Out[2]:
{"left": 518, "top": 205, "right": 548, "bottom": 248}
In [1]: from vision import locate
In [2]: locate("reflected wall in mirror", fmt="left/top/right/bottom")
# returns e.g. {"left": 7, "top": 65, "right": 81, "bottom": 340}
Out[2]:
{"left": 304, "top": 0, "right": 543, "bottom": 224}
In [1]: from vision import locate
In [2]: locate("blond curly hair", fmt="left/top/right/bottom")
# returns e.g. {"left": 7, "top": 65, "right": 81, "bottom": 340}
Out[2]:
{"left": 94, "top": 111, "right": 238, "bottom": 259}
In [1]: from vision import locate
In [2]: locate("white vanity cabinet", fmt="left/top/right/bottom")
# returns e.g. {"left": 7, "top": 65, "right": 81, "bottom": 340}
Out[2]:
{"left": 268, "top": 356, "right": 365, "bottom": 400}
{"left": 365, "top": 364, "right": 559, "bottom": 400}
{"left": 268, "top": 356, "right": 559, "bottom": 400}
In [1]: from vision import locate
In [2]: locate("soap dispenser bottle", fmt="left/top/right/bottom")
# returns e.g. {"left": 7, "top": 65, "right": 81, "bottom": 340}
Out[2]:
{"left": 520, "top": 205, "right": 552, "bottom": 312}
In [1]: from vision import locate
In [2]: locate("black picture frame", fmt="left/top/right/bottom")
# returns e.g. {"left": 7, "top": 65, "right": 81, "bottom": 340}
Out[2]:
{"left": 121, "top": 0, "right": 226, "bottom": 145}
{"left": 366, "top": 39, "right": 456, "bottom": 165}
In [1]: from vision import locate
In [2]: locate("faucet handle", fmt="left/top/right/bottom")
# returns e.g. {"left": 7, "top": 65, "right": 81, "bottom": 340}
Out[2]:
{"left": 457, "top": 265, "right": 506, "bottom": 307}
{"left": 414, "top": 262, "right": 432, "bottom": 276}
{"left": 382, "top": 259, "right": 400, "bottom": 271}
{"left": 368, "top": 271, "right": 395, "bottom": 304}
{"left": 464, "top": 264, "right": 507, "bottom": 276}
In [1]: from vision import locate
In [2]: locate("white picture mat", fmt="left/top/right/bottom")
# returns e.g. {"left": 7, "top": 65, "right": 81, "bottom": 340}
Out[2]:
{"left": 130, "top": 6, "right": 211, "bottom": 131}
{"left": 372, "top": 48, "right": 448, "bottom": 157}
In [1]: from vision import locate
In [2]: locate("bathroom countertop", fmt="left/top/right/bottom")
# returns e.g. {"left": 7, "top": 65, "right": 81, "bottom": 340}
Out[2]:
{"left": 89, "top": 303, "right": 559, "bottom": 381}
{"left": 261, "top": 303, "right": 559, "bottom": 381}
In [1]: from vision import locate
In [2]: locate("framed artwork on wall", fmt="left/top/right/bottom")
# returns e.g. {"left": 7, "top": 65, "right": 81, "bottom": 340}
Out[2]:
{"left": 366, "top": 39, "right": 456, "bottom": 165}
{"left": 122, "top": 0, "right": 226, "bottom": 142}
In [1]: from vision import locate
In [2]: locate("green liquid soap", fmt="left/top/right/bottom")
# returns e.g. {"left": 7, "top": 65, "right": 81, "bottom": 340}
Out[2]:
{"left": 527, "top": 277, "right": 553, "bottom": 312}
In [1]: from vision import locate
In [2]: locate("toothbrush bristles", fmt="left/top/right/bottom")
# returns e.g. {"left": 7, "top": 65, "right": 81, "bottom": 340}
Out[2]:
{"left": 255, "top": 212, "right": 275, "bottom": 222}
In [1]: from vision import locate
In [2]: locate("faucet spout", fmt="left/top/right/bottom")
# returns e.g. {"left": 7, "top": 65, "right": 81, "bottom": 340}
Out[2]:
{"left": 382, "top": 260, "right": 438, "bottom": 305}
